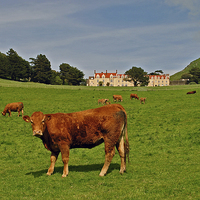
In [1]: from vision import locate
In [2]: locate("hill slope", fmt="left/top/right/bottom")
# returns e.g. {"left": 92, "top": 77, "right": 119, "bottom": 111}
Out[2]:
{"left": 170, "top": 57, "right": 200, "bottom": 81}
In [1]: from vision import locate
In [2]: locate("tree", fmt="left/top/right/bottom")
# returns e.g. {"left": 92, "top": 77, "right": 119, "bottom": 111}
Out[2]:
{"left": 125, "top": 66, "right": 149, "bottom": 86}
{"left": 99, "top": 81, "right": 103, "bottom": 86}
{"left": 30, "top": 54, "right": 52, "bottom": 84}
{"left": 149, "top": 70, "right": 163, "bottom": 75}
{"left": 0, "top": 52, "right": 9, "bottom": 79}
{"left": 155, "top": 70, "right": 163, "bottom": 74}
{"left": 59, "top": 63, "right": 84, "bottom": 85}
{"left": 189, "top": 67, "right": 200, "bottom": 84}
{"left": 51, "top": 70, "right": 62, "bottom": 85}
{"left": 181, "top": 73, "right": 192, "bottom": 80}
{"left": 6, "top": 48, "right": 31, "bottom": 80}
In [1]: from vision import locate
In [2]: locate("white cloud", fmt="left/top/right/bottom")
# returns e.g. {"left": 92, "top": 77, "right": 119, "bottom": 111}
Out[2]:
{"left": 165, "top": 0, "right": 200, "bottom": 16}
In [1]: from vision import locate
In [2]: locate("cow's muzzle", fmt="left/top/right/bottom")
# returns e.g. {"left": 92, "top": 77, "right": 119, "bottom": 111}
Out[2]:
{"left": 33, "top": 130, "right": 43, "bottom": 137}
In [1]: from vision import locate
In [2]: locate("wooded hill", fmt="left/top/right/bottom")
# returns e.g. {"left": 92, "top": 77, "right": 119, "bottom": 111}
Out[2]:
{"left": 170, "top": 58, "right": 200, "bottom": 81}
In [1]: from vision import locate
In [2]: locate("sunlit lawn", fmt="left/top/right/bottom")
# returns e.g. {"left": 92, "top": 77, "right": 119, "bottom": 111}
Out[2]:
{"left": 1, "top": 79, "right": 200, "bottom": 199}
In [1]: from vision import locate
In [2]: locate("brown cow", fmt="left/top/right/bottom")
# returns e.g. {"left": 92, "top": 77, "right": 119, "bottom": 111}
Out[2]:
{"left": 130, "top": 94, "right": 139, "bottom": 100}
{"left": 105, "top": 101, "right": 111, "bottom": 105}
{"left": 140, "top": 97, "right": 146, "bottom": 104}
{"left": 187, "top": 91, "right": 196, "bottom": 94}
{"left": 23, "top": 104, "right": 129, "bottom": 178}
{"left": 113, "top": 95, "right": 123, "bottom": 102}
{"left": 2, "top": 102, "right": 24, "bottom": 117}
{"left": 98, "top": 99, "right": 109, "bottom": 105}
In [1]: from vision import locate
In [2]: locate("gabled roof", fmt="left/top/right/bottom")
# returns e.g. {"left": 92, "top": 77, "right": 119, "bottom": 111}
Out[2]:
{"left": 95, "top": 72, "right": 126, "bottom": 78}
{"left": 148, "top": 74, "right": 169, "bottom": 79}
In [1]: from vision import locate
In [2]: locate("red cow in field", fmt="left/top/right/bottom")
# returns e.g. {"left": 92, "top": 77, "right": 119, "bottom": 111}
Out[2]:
{"left": 2, "top": 102, "right": 24, "bottom": 117}
{"left": 187, "top": 91, "right": 196, "bottom": 94}
{"left": 113, "top": 95, "right": 123, "bottom": 102}
{"left": 98, "top": 99, "right": 109, "bottom": 105}
{"left": 140, "top": 97, "right": 146, "bottom": 104}
{"left": 130, "top": 94, "right": 139, "bottom": 100}
{"left": 23, "top": 104, "right": 129, "bottom": 178}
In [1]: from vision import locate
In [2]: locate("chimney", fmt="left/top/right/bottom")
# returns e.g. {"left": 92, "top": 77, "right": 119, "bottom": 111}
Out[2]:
{"left": 106, "top": 70, "right": 107, "bottom": 74}
{"left": 116, "top": 70, "right": 117, "bottom": 74}
{"left": 94, "top": 70, "right": 96, "bottom": 74}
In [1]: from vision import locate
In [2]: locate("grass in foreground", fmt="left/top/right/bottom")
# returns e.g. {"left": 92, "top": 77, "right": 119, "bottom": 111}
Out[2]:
{"left": 1, "top": 81, "right": 200, "bottom": 199}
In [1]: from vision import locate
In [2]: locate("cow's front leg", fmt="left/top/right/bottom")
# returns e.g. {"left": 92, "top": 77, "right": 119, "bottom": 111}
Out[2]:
{"left": 59, "top": 145, "right": 70, "bottom": 178}
{"left": 47, "top": 152, "right": 59, "bottom": 176}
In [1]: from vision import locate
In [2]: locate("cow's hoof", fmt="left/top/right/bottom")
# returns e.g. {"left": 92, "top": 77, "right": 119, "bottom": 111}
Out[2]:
{"left": 99, "top": 173, "right": 106, "bottom": 177}
{"left": 46, "top": 172, "right": 52, "bottom": 176}
{"left": 62, "top": 174, "right": 67, "bottom": 178}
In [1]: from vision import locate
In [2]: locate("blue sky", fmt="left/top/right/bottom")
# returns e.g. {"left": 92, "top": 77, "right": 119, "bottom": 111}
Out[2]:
{"left": 1, "top": 0, "right": 200, "bottom": 78}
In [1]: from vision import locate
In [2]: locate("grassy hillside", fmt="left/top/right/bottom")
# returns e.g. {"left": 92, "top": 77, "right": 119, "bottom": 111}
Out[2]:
{"left": 1, "top": 79, "right": 200, "bottom": 199}
{"left": 170, "top": 57, "right": 200, "bottom": 81}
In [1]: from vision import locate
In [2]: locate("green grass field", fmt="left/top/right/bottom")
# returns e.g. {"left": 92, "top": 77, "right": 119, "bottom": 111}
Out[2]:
{"left": 1, "top": 79, "right": 200, "bottom": 199}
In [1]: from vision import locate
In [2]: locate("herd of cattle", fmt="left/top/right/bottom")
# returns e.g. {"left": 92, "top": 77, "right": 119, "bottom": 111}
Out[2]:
{"left": 1, "top": 90, "right": 196, "bottom": 178}
{"left": 98, "top": 94, "right": 147, "bottom": 105}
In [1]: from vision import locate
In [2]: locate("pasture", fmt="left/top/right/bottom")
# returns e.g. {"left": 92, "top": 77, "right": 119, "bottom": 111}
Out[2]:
{"left": 1, "top": 79, "right": 200, "bottom": 199}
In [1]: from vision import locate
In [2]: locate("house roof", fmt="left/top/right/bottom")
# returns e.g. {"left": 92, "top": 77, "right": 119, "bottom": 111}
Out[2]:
{"left": 148, "top": 74, "right": 169, "bottom": 79}
{"left": 95, "top": 72, "right": 126, "bottom": 78}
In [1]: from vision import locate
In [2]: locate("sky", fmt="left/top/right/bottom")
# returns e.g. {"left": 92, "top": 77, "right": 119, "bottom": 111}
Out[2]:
{"left": 1, "top": 0, "right": 200, "bottom": 78}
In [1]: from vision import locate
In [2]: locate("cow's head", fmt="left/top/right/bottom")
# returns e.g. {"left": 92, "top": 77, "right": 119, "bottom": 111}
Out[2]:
{"left": 2, "top": 112, "right": 6, "bottom": 116}
{"left": 23, "top": 111, "right": 51, "bottom": 137}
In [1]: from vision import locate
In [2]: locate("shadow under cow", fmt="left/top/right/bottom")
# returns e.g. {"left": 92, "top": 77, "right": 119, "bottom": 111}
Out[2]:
{"left": 25, "top": 163, "right": 120, "bottom": 178}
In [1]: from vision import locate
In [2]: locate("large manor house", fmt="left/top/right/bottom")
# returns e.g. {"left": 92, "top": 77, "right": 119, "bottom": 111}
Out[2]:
{"left": 88, "top": 70, "right": 170, "bottom": 87}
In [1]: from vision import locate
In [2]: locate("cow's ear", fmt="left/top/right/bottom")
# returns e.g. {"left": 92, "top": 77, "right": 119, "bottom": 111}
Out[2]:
{"left": 23, "top": 115, "right": 30, "bottom": 123}
{"left": 45, "top": 114, "right": 51, "bottom": 121}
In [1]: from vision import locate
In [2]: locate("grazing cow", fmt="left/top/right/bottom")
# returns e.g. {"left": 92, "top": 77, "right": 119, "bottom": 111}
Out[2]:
{"left": 23, "top": 104, "right": 129, "bottom": 178}
{"left": 105, "top": 101, "right": 111, "bottom": 105}
{"left": 130, "top": 94, "right": 139, "bottom": 100}
{"left": 2, "top": 102, "right": 24, "bottom": 117}
{"left": 113, "top": 95, "right": 123, "bottom": 102}
{"left": 98, "top": 99, "right": 109, "bottom": 105}
{"left": 187, "top": 91, "right": 196, "bottom": 94}
{"left": 140, "top": 97, "right": 146, "bottom": 104}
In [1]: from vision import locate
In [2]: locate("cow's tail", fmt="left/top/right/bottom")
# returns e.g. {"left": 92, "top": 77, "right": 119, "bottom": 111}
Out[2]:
{"left": 123, "top": 111, "right": 130, "bottom": 163}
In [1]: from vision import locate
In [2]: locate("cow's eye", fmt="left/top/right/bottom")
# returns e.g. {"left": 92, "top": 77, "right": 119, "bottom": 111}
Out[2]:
{"left": 41, "top": 120, "right": 45, "bottom": 125}
{"left": 30, "top": 120, "right": 33, "bottom": 125}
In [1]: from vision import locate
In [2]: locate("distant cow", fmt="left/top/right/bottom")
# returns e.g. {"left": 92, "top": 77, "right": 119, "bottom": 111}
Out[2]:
{"left": 140, "top": 97, "right": 146, "bottom": 104}
{"left": 98, "top": 99, "right": 109, "bottom": 105}
{"left": 187, "top": 91, "right": 196, "bottom": 94}
{"left": 105, "top": 101, "right": 111, "bottom": 105}
{"left": 2, "top": 102, "right": 24, "bottom": 117}
{"left": 113, "top": 95, "right": 123, "bottom": 102}
{"left": 130, "top": 94, "right": 139, "bottom": 100}
{"left": 23, "top": 104, "right": 129, "bottom": 178}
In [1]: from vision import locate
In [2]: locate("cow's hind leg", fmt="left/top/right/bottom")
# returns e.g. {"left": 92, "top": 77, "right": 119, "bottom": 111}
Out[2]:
{"left": 116, "top": 136, "right": 126, "bottom": 174}
{"left": 99, "top": 146, "right": 115, "bottom": 177}
{"left": 47, "top": 152, "right": 59, "bottom": 176}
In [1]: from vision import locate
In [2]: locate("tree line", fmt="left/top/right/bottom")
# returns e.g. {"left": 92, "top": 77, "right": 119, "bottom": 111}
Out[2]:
{"left": 0, "top": 48, "right": 85, "bottom": 85}
{"left": 181, "top": 67, "right": 200, "bottom": 84}
{"left": 1, "top": 48, "right": 177, "bottom": 87}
